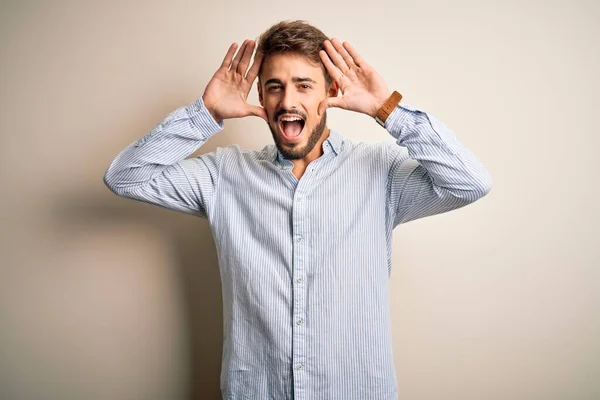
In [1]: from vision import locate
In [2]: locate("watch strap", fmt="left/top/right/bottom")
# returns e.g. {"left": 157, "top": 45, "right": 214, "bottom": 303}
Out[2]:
{"left": 375, "top": 90, "right": 403, "bottom": 127}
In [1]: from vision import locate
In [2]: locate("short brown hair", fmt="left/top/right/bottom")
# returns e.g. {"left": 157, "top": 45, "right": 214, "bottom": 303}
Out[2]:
{"left": 256, "top": 20, "right": 332, "bottom": 86}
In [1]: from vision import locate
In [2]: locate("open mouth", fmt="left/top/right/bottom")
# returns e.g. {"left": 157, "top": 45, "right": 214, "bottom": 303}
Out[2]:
{"left": 278, "top": 115, "right": 306, "bottom": 141}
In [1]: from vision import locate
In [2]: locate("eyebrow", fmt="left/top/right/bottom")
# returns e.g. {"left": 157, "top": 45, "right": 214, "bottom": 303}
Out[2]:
{"left": 264, "top": 77, "right": 317, "bottom": 86}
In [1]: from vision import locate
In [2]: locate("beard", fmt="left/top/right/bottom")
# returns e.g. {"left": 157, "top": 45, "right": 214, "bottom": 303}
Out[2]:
{"left": 268, "top": 111, "right": 327, "bottom": 160}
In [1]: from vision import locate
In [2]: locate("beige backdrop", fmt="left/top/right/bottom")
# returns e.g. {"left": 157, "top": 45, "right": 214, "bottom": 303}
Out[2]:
{"left": 1, "top": 0, "right": 598, "bottom": 399}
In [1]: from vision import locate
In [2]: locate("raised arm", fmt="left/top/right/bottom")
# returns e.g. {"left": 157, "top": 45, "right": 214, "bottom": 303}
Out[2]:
{"left": 384, "top": 104, "right": 492, "bottom": 226}
{"left": 103, "top": 39, "right": 267, "bottom": 219}
{"left": 318, "top": 38, "right": 492, "bottom": 227}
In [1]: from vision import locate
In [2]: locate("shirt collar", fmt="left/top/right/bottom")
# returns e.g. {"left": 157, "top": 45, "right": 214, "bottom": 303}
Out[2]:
{"left": 272, "top": 129, "right": 343, "bottom": 166}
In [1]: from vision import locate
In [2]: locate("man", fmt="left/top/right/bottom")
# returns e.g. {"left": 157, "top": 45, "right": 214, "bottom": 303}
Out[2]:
{"left": 104, "top": 20, "right": 491, "bottom": 400}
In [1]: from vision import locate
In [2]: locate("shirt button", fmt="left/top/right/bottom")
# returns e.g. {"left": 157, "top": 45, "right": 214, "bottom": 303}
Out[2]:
{"left": 296, "top": 236, "right": 302, "bottom": 243}
{"left": 297, "top": 197, "right": 301, "bottom": 202}
{"left": 296, "top": 318, "right": 303, "bottom": 325}
{"left": 296, "top": 276, "right": 304, "bottom": 283}
{"left": 296, "top": 363, "right": 303, "bottom": 370}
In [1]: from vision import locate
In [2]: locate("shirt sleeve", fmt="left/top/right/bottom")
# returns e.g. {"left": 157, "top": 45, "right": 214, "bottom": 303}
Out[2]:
{"left": 385, "top": 103, "right": 492, "bottom": 227}
{"left": 103, "top": 96, "right": 224, "bottom": 219}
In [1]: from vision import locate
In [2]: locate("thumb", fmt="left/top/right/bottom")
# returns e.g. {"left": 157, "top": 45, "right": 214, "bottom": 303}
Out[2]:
{"left": 247, "top": 105, "right": 268, "bottom": 122}
{"left": 318, "top": 96, "right": 345, "bottom": 116}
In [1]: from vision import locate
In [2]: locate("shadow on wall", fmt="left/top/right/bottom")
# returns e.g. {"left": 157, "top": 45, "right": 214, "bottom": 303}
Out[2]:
{"left": 24, "top": 88, "right": 264, "bottom": 399}
{"left": 51, "top": 189, "right": 224, "bottom": 399}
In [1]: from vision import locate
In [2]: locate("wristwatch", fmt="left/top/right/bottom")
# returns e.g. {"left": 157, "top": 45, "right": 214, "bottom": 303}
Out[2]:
{"left": 375, "top": 90, "right": 403, "bottom": 127}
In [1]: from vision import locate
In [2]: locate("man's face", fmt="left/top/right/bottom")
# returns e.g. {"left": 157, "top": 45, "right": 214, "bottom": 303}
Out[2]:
{"left": 258, "top": 53, "right": 336, "bottom": 160}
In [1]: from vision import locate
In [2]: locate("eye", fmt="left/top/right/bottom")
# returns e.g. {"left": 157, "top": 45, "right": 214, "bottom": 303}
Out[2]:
{"left": 267, "top": 85, "right": 282, "bottom": 92}
{"left": 299, "top": 84, "right": 312, "bottom": 90}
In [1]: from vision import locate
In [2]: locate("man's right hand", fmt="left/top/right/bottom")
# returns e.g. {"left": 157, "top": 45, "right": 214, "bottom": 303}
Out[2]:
{"left": 202, "top": 40, "right": 267, "bottom": 123}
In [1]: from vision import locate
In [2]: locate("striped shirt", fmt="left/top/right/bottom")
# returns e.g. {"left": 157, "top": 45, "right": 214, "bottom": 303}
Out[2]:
{"left": 103, "top": 96, "right": 492, "bottom": 400}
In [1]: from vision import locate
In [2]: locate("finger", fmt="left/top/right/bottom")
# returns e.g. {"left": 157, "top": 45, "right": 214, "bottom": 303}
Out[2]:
{"left": 331, "top": 38, "right": 357, "bottom": 70}
{"left": 237, "top": 40, "right": 256, "bottom": 76}
{"left": 319, "top": 49, "right": 345, "bottom": 83}
{"left": 247, "top": 105, "right": 268, "bottom": 122}
{"left": 318, "top": 98, "right": 328, "bottom": 116}
{"left": 220, "top": 42, "right": 238, "bottom": 69}
{"left": 245, "top": 51, "right": 263, "bottom": 82}
{"left": 324, "top": 39, "right": 350, "bottom": 74}
{"left": 318, "top": 96, "right": 346, "bottom": 116}
{"left": 342, "top": 41, "right": 368, "bottom": 68}
{"left": 230, "top": 40, "right": 248, "bottom": 72}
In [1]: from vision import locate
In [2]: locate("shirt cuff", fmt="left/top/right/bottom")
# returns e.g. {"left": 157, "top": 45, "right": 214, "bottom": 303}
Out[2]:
{"left": 186, "top": 96, "right": 224, "bottom": 139}
{"left": 384, "top": 103, "right": 418, "bottom": 139}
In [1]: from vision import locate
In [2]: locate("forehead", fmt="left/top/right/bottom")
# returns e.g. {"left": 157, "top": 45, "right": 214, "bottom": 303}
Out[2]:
{"left": 260, "top": 53, "right": 325, "bottom": 84}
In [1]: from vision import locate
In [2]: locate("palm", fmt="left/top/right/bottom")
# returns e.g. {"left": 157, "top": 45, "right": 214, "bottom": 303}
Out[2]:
{"left": 319, "top": 39, "right": 391, "bottom": 118}
{"left": 202, "top": 40, "right": 266, "bottom": 122}
{"left": 205, "top": 71, "right": 251, "bottom": 112}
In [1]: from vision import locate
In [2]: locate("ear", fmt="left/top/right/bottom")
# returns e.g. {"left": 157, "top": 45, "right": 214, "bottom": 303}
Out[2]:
{"left": 257, "top": 82, "right": 263, "bottom": 106}
{"left": 327, "top": 80, "right": 339, "bottom": 98}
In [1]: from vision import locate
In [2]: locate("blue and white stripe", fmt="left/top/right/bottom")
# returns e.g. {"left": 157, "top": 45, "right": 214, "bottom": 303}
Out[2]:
{"left": 104, "top": 96, "right": 491, "bottom": 400}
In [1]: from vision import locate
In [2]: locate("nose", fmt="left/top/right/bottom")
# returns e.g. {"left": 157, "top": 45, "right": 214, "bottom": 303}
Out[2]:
{"left": 279, "top": 87, "right": 298, "bottom": 111}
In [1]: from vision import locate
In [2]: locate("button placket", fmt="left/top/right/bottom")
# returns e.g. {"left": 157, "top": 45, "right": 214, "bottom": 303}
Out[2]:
{"left": 292, "top": 186, "right": 307, "bottom": 396}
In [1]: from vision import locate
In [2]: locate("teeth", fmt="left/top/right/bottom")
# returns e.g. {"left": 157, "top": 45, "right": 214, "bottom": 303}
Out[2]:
{"left": 280, "top": 116, "right": 303, "bottom": 122}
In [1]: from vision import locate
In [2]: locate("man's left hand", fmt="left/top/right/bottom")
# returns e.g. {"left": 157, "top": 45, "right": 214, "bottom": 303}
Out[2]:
{"left": 318, "top": 39, "right": 392, "bottom": 118}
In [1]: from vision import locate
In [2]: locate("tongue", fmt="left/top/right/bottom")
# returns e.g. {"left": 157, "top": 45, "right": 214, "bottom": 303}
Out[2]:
{"left": 282, "top": 121, "right": 303, "bottom": 137}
